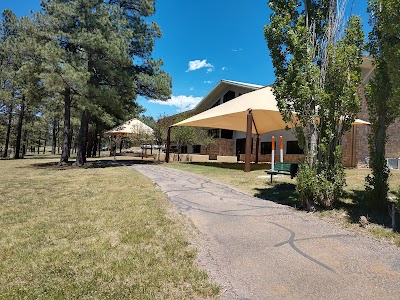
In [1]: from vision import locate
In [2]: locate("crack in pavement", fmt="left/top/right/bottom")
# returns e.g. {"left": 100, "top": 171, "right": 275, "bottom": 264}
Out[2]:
{"left": 131, "top": 164, "right": 400, "bottom": 300}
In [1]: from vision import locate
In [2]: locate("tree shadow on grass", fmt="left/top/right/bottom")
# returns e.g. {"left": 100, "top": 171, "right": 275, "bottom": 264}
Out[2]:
{"left": 253, "top": 182, "right": 303, "bottom": 209}
{"left": 253, "top": 180, "right": 398, "bottom": 230}
{"left": 335, "top": 189, "right": 395, "bottom": 228}
{"left": 26, "top": 158, "right": 160, "bottom": 170}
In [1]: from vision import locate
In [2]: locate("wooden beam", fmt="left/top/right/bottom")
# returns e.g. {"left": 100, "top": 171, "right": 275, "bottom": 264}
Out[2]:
{"left": 255, "top": 134, "right": 260, "bottom": 164}
{"left": 166, "top": 126, "right": 171, "bottom": 163}
{"left": 244, "top": 110, "right": 253, "bottom": 172}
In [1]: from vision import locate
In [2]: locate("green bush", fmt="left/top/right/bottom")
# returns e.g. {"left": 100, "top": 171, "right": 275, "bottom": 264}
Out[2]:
{"left": 297, "top": 161, "right": 345, "bottom": 210}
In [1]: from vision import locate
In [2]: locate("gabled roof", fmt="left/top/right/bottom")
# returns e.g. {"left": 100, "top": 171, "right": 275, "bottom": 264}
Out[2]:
{"left": 105, "top": 118, "right": 153, "bottom": 137}
{"left": 191, "top": 79, "right": 264, "bottom": 114}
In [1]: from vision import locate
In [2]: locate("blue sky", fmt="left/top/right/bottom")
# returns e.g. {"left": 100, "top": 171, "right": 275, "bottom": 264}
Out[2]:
{"left": 1, "top": 0, "right": 371, "bottom": 118}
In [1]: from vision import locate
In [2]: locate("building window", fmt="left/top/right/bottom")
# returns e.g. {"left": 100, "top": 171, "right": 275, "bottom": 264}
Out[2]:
{"left": 180, "top": 145, "right": 188, "bottom": 154}
{"left": 208, "top": 129, "right": 219, "bottom": 138}
{"left": 223, "top": 90, "right": 236, "bottom": 103}
{"left": 221, "top": 129, "right": 233, "bottom": 139}
{"left": 286, "top": 141, "right": 303, "bottom": 154}
{"left": 236, "top": 138, "right": 253, "bottom": 156}
{"left": 260, "top": 142, "right": 276, "bottom": 155}
{"left": 193, "top": 145, "right": 201, "bottom": 154}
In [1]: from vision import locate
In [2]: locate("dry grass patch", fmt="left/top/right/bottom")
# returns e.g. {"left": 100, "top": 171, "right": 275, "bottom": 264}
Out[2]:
{"left": 0, "top": 158, "right": 219, "bottom": 299}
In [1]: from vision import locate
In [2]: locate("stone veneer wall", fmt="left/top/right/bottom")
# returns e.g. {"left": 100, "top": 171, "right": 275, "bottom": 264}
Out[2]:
{"left": 238, "top": 153, "right": 304, "bottom": 163}
{"left": 386, "top": 118, "right": 400, "bottom": 158}
{"left": 200, "top": 138, "right": 234, "bottom": 160}
{"left": 342, "top": 84, "right": 400, "bottom": 167}
{"left": 237, "top": 138, "right": 305, "bottom": 163}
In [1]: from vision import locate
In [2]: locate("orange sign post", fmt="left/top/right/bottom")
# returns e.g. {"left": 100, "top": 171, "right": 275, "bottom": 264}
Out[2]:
{"left": 271, "top": 136, "right": 275, "bottom": 170}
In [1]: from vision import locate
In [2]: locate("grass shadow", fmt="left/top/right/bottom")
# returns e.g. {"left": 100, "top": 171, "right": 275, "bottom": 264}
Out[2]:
{"left": 335, "top": 189, "right": 396, "bottom": 228}
{"left": 253, "top": 182, "right": 302, "bottom": 209}
{"left": 25, "top": 158, "right": 160, "bottom": 170}
{"left": 86, "top": 159, "right": 160, "bottom": 169}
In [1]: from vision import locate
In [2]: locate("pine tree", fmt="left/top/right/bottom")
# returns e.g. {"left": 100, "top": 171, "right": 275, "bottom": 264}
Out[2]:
{"left": 0, "top": 10, "right": 19, "bottom": 158}
{"left": 40, "top": 0, "right": 171, "bottom": 166}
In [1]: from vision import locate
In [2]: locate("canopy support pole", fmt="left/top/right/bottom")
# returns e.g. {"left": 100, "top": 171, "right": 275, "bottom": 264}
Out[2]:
{"left": 166, "top": 126, "right": 171, "bottom": 163}
{"left": 255, "top": 134, "right": 260, "bottom": 164}
{"left": 244, "top": 109, "right": 253, "bottom": 172}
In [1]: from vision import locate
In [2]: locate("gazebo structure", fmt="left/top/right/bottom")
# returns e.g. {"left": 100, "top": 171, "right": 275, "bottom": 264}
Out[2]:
{"left": 105, "top": 119, "right": 154, "bottom": 155}
{"left": 105, "top": 118, "right": 153, "bottom": 137}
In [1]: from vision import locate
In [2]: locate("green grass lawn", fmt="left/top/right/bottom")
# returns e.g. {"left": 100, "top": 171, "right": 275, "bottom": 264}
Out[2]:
{"left": 164, "top": 162, "right": 400, "bottom": 246}
{"left": 0, "top": 157, "right": 219, "bottom": 299}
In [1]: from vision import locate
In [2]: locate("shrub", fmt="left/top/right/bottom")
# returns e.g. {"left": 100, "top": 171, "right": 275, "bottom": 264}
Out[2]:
{"left": 296, "top": 160, "right": 345, "bottom": 210}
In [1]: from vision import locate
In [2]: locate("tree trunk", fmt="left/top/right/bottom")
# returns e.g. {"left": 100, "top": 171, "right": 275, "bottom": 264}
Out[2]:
{"left": 75, "top": 109, "right": 89, "bottom": 166}
{"left": 86, "top": 130, "right": 93, "bottom": 158}
{"left": 15, "top": 96, "right": 26, "bottom": 159}
{"left": 52, "top": 118, "right": 58, "bottom": 155}
{"left": 57, "top": 121, "right": 60, "bottom": 154}
{"left": 70, "top": 129, "right": 74, "bottom": 155}
{"left": 43, "top": 133, "right": 47, "bottom": 154}
{"left": 302, "top": 115, "right": 319, "bottom": 211}
{"left": 2, "top": 104, "right": 13, "bottom": 158}
{"left": 92, "top": 132, "right": 98, "bottom": 157}
{"left": 97, "top": 136, "right": 101, "bottom": 157}
{"left": 369, "top": 113, "right": 388, "bottom": 211}
{"left": 22, "top": 129, "right": 28, "bottom": 158}
{"left": 60, "top": 87, "right": 71, "bottom": 165}
{"left": 309, "top": 119, "right": 319, "bottom": 167}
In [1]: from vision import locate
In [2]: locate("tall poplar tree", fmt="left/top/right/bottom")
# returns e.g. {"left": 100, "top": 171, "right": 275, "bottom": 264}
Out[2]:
{"left": 265, "top": 0, "right": 364, "bottom": 209}
{"left": 365, "top": 0, "right": 400, "bottom": 211}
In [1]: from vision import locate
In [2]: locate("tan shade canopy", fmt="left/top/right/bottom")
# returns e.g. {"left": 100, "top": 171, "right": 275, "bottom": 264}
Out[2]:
{"left": 173, "top": 86, "right": 370, "bottom": 134}
{"left": 105, "top": 118, "right": 154, "bottom": 137}
{"left": 173, "top": 86, "right": 289, "bottom": 134}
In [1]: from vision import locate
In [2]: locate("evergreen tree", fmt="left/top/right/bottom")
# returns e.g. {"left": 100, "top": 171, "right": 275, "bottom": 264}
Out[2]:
{"left": 0, "top": 10, "right": 19, "bottom": 158}
{"left": 40, "top": 0, "right": 171, "bottom": 166}
{"left": 14, "top": 16, "right": 44, "bottom": 159}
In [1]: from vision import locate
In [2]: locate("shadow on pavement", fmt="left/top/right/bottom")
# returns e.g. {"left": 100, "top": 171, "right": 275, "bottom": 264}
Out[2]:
{"left": 254, "top": 182, "right": 303, "bottom": 209}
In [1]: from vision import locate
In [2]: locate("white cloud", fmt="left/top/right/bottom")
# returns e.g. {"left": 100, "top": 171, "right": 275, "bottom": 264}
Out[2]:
{"left": 189, "top": 87, "right": 194, "bottom": 91}
{"left": 203, "top": 80, "right": 212, "bottom": 84}
{"left": 186, "top": 59, "right": 214, "bottom": 72}
{"left": 232, "top": 48, "right": 243, "bottom": 52}
{"left": 149, "top": 95, "right": 202, "bottom": 112}
{"left": 221, "top": 66, "right": 227, "bottom": 71}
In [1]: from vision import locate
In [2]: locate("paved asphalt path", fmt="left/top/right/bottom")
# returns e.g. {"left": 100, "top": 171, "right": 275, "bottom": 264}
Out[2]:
{"left": 132, "top": 165, "right": 400, "bottom": 300}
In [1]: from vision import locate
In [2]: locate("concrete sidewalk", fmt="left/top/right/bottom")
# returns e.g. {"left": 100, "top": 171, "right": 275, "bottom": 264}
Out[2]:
{"left": 132, "top": 165, "right": 400, "bottom": 300}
